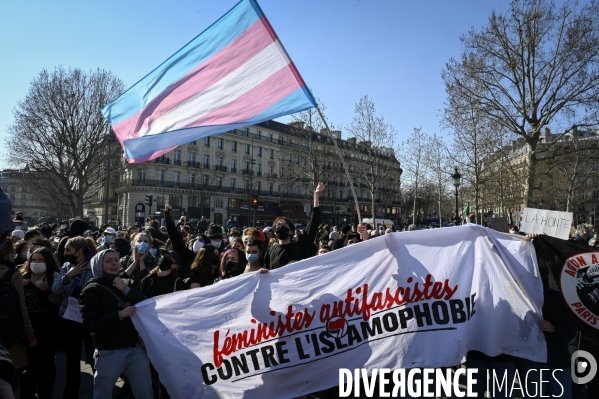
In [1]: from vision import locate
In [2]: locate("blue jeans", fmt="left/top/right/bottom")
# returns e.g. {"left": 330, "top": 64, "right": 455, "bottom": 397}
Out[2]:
{"left": 92, "top": 344, "right": 153, "bottom": 399}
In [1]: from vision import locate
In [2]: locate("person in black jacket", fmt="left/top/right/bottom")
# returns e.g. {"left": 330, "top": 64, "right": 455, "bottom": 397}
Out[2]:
{"left": 163, "top": 204, "right": 194, "bottom": 279}
{"left": 79, "top": 249, "right": 153, "bottom": 399}
{"left": 139, "top": 250, "right": 186, "bottom": 298}
{"left": 265, "top": 182, "right": 324, "bottom": 269}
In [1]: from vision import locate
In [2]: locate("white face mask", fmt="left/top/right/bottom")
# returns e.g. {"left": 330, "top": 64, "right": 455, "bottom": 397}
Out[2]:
{"left": 30, "top": 262, "right": 47, "bottom": 275}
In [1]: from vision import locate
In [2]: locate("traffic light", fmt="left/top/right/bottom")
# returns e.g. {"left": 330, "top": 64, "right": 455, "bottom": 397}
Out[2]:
{"left": 252, "top": 196, "right": 259, "bottom": 208}
{"left": 145, "top": 195, "right": 153, "bottom": 207}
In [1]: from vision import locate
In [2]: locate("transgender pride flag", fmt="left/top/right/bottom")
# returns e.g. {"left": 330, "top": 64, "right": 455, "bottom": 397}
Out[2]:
{"left": 102, "top": 0, "right": 317, "bottom": 163}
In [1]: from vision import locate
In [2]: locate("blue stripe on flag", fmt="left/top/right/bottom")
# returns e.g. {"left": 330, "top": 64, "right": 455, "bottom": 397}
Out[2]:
{"left": 102, "top": 0, "right": 260, "bottom": 125}
{"left": 122, "top": 87, "right": 315, "bottom": 160}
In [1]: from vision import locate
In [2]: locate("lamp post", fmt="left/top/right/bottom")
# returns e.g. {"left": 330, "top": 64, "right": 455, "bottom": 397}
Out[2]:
{"left": 451, "top": 167, "right": 461, "bottom": 225}
{"left": 104, "top": 131, "right": 115, "bottom": 226}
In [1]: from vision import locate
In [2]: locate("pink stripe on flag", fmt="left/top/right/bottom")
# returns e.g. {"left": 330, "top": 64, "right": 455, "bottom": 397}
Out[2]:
{"left": 112, "top": 16, "right": 275, "bottom": 141}
{"left": 182, "top": 65, "right": 301, "bottom": 128}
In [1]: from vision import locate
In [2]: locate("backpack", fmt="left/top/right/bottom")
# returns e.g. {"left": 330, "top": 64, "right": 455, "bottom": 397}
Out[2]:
{"left": 0, "top": 270, "right": 24, "bottom": 347}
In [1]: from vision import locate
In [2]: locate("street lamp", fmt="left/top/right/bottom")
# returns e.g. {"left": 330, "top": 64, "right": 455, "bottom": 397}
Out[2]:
{"left": 451, "top": 167, "right": 461, "bottom": 225}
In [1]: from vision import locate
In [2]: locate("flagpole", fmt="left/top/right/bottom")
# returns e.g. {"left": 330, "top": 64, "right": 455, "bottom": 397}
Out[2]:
{"left": 315, "top": 107, "right": 362, "bottom": 226}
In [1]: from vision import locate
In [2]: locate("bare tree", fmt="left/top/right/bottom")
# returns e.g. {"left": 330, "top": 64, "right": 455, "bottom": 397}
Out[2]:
{"left": 424, "top": 134, "right": 452, "bottom": 226}
{"left": 348, "top": 95, "right": 400, "bottom": 228}
{"left": 442, "top": 0, "right": 599, "bottom": 209}
{"left": 6, "top": 67, "right": 124, "bottom": 216}
{"left": 399, "top": 128, "right": 430, "bottom": 225}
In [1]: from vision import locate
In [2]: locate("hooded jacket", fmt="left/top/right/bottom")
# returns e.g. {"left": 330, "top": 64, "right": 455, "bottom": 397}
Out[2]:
{"left": 79, "top": 250, "right": 145, "bottom": 350}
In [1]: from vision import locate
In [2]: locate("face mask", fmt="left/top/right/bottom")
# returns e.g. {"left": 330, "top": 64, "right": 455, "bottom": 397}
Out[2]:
{"left": 225, "top": 261, "right": 238, "bottom": 272}
{"left": 275, "top": 225, "right": 290, "bottom": 240}
{"left": 136, "top": 241, "right": 149, "bottom": 254}
{"left": 223, "top": 237, "right": 229, "bottom": 244}
{"left": 246, "top": 253, "right": 260, "bottom": 263}
{"left": 30, "top": 262, "right": 47, "bottom": 275}
{"left": 60, "top": 225, "right": 67, "bottom": 229}
{"left": 509, "top": 230, "right": 516, "bottom": 235}
{"left": 211, "top": 240, "right": 222, "bottom": 248}
{"left": 64, "top": 253, "right": 79, "bottom": 265}
{"left": 193, "top": 240, "right": 204, "bottom": 253}
{"left": 157, "top": 256, "right": 173, "bottom": 271}
{"left": 104, "top": 235, "right": 113, "bottom": 243}
{"left": 21, "top": 252, "right": 28, "bottom": 260}
{"left": 150, "top": 248, "right": 157, "bottom": 256}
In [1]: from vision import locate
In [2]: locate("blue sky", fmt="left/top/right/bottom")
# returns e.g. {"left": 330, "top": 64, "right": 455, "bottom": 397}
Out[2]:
{"left": 0, "top": 0, "right": 508, "bottom": 169}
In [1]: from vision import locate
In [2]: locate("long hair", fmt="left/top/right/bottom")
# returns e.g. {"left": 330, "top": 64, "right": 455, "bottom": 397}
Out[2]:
{"left": 21, "top": 247, "right": 60, "bottom": 277}
{"left": 190, "top": 244, "right": 217, "bottom": 282}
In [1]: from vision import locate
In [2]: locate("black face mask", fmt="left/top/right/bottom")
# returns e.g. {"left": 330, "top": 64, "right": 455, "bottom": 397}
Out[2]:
{"left": 64, "top": 254, "right": 79, "bottom": 265}
{"left": 276, "top": 225, "right": 290, "bottom": 240}
{"left": 158, "top": 257, "right": 173, "bottom": 271}
{"left": 225, "top": 261, "right": 238, "bottom": 273}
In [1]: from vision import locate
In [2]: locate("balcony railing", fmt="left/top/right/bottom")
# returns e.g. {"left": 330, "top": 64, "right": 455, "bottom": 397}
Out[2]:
{"left": 242, "top": 169, "right": 254, "bottom": 175}
{"left": 173, "top": 159, "right": 182, "bottom": 166}
{"left": 187, "top": 161, "right": 200, "bottom": 168}
{"left": 203, "top": 164, "right": 211, "bottom": 170}
{"left": 256, "top": 171, "right": 262, "bottom": 176}
{"left": 230, "top": 168, "right": 237, "bottom": 173}
{"left": 155, "top": 157, "right": 170, "bottom": 164}
{"left": 266, "top": 173, "right": 278, "bottom": 179}
{"left": 213, "top": 165, "right": 227, "bottom": 172}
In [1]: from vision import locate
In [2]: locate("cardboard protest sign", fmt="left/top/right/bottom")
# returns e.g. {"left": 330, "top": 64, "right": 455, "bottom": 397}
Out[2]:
{"left": 132, "top": 225, "right": 545, "bottom": 399}
{"left": 520, "top": 208, "right": 573, "bottom": 240}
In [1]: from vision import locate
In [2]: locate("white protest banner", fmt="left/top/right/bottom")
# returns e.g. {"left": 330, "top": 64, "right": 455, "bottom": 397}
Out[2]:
{"left": 132, "top": 225, "right": 545, "bottom": 399}
{"left": 520, "top": 207, "right": 573, "bottom": 240}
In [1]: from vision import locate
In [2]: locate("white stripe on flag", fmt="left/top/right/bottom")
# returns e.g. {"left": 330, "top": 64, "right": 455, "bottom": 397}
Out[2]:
{"left": 143, "top": 40, "right": 290, "bottom": 137}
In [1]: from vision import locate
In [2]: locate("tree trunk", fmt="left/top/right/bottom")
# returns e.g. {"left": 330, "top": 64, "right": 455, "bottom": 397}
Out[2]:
{"left": 371, "top": 192, "right": 376, "bottom": 230}
{"left": 523, "top": 140, "right": 538, "bottom": 209}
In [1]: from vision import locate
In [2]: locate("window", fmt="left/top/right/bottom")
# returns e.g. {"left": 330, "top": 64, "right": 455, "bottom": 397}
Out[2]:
{"left": 174, "top": 150, "right": 181, "bottom": 161}
{"left": 257, "top": 131, "right": 261, "bottom": 139}
{"left": 189, "top": 152, "right": 196, "bottom": 163}
{"left": 258, "top": 147, "right": 262, "bottom": 157}
{"left": 231, "top": 178, "right": 236, "bottom": 191}
{"left": 245, "top": 161, "right": 250, "bottom": 171}
{"left": 257, "top": 181, "right": 261, "bottom": 191}
{"left": 189, "top": 174, "right": 195, "bottom": 185}
{"left": 257, "top": 164, "right": 262, "bottom": 175}
{"left": 269, "top": 133, "right": 274, "bottom": 142}
{"left": 280, "top": 167, "right": 284, "bottom": 176}
{"left": 204, "top": 137, "right": 210, "bottom": 147}
{"left": 269, "top": 183, "right": 273, "bottom": 195}
{"left": 245, "top": 144, "right": 250, "bottom": 154}
{"left": 231, "top": 159, "right": 237, "bottom": 171}
{"left": 245, "top": 180, "right": 250, "bottom": 191}
{"left": 158, "top": 170, "right": 164, "bottom": 182}
{"left": 269, "top": 165, "right": 274, "bottom": 174}
{"left": 217, "top": 138, "right": 224, "bottom": 149}
{"left": 173, "top": 171, "right": 180, "bottom": 183}
{"left": 229, "top": 198, "right": 238, "bottom": 207}
{"left": 216, "top": 177, "right": 222, "bottom": 188}
{"left": 204, "top": 154, "right": 210, "bottom": 166}
{"left": 217, "top": 156, "right": 223, "bottom": 167}
{"left": 137, "top": 169, "right": 146, "bottom": 181}
{"left": 203, "top": 175, "right": 209, "bottom": 186}
{"left": 269, "top": 149, "right": 274, "bottom": 159}
{"left": 214, "top": 200, "right": 223, "bottom": 208}
{"left": 232, "top": 141, "right": 237, "bottom": 152}
{"left": 191, "top": 141, "right": 196, "bottom": 145}
{"left": 169, "top": 195, "right": 182, "bottom": 207}
{"left": 21, "top": 194, "right": 26, "bottom": 199}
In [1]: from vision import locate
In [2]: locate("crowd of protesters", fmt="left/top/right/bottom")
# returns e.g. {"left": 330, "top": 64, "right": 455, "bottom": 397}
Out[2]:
{"left": 0, "top": 183, "right": 598, "bottom": 398}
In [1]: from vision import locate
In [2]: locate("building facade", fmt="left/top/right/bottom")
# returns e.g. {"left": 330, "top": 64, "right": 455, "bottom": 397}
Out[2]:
{"left": 0, "top": 168, "right": 55, "bottom": 223}
{"left": 84, "top": 120, "right": 402, "bottom": 228}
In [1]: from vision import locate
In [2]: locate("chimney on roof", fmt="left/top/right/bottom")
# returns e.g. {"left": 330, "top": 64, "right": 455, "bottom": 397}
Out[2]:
{"left": 289, "top": 122, "right": 305, "bottom": 130}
